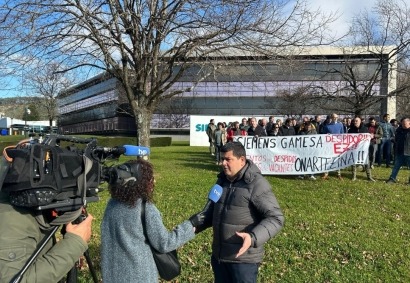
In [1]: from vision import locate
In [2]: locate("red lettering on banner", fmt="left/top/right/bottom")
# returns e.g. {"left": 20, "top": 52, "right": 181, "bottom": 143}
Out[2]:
{"left": 334, "top": 143, "right": 345, "bottom": 154}
{"left": 326, "top": 134, "right": 371, "bottom": 143}
{"left": 327, "top": 134, "right": 370, "bottom": 154}
{"left": 333, "top": 141, "right": 361, "bottom": 154}
{"left": 269, "top": 163, "right": 293, "bottom": 173}
{"left": 273, "top": 155, "right": 297, "bottom": 163}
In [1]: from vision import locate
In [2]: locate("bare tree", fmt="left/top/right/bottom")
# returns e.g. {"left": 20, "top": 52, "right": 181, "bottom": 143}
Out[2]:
{"left": 24, "top": 63, "right": 74, "bottom": 126}
{"left": 265, "top": 86, "right": 318, "bottom": 117}
{"left": 0, "top": 0, "right": 336, "bottom": 146}
{"left": 306, "top": 0, "right": 410, "bottom": 117}
{"left": 396, "top": 62, "right": 410, "bottom": 118}
{"left": 155, "top": 96, "right": 198, "bottom": 128}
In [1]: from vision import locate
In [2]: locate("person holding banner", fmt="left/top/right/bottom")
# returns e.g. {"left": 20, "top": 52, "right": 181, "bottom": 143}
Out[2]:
{"left": 311, "top": 115, "right": 323, "bottom": 133}
{"left": 266, "top": 116, "right": 276, "bottom": 134}
{"left": 278, "top": 118, "right": 296, "bottom": 136}
{"left": 227, "top": 121, "right": 247, "bottom": 142}
{"left": 297, "top": 121, "right": 318, "bottom": 180}
{"left": 322, "top": 113, "right": 345, "bottom": 180}
{"left": 348, "top": 117, "right": 376, "bottom": 182}
{"left": 247, "top": 117, "right": 267, "bottom": 137}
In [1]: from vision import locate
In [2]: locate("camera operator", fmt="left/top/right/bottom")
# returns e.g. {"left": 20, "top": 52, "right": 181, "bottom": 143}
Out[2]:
{"left": 0, "top": 191, "right": 93, "bottom": 283}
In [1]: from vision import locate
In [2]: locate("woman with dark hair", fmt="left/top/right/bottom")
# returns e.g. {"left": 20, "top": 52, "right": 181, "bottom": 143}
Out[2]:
{"left": 101, "top": 159, "right": 198, "bottom": 283}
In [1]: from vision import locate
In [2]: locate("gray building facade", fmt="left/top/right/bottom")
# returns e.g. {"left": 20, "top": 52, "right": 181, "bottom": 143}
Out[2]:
{"left": 57, "top": 46, "right": 396, "bottom": 135}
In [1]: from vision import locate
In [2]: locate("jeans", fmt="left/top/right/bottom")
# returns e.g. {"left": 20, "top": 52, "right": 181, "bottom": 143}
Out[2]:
{"left": 215, "top": 144, "right": 222, "bottom": 163}
{"left": 377, "top": 138, "right": 392, "bottom": 166}
{"left": 388, "top": 154, "right": 410, "bottom": 181}
{"left": 209, "top": 140, "right": 215, "bottom": 154}
{"left": 369, "top": 143, "right": 378, "bottom": 167}
{"left": 211, "top": 256, "right": 259, "bottom": 283}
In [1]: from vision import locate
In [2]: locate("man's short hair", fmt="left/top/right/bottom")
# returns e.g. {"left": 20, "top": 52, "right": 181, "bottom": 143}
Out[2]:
{"left": 221, "top": 142, "right": 246, "bottom": 158}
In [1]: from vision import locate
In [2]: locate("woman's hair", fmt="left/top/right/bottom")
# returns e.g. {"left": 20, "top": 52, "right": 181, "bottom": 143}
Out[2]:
{"left": 108, "top": 159, "right": 154, "bottom": 207}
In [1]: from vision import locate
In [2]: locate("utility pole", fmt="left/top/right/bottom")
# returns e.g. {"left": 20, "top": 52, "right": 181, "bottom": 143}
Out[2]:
{"left": 24, "top": 107, "right": 31, "bottom": 137}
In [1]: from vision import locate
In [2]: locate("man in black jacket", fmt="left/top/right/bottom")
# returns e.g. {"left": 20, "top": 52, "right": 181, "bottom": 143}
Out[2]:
{"left": 247, "top": 117, "right": 267, "bottom": 137}
{"left": 278, "top": 118, "right": 296, "bottom": 136}
{"left": 196, "top": 142, "right": 284, "bottom": 283}
{"left": 348, "top": 116, "right": 375, "bottom": 182}
{"left": 386, "top": 117, "right": 410, "bottom": 184}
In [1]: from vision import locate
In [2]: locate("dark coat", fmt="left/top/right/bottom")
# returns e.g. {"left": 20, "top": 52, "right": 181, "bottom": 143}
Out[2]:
{"left": 278, "top": 125, "right": 295, "bottom": 136}
{"left": 247, "top": 125, "right": 267, "bottom": 136}
{"left": 394, "top": 126, "right": 410, "bottom": 156}
{"left": 198, "top": 160, "right": 284, "bottom": 263}
{"left": 348, "top": 123, "right": 368, "bottom": 134}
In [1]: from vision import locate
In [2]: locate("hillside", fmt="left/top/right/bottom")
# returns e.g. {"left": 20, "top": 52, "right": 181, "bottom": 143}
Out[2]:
{"left": 0, "top": 97, "right": 48, "bottom": 120}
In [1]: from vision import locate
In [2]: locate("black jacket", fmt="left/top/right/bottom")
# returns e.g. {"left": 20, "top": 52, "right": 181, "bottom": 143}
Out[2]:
{"left": 278, "top": 125, "right": 295, "bottom": 136}
{"left": 247, "top": 125, "right": 267, "bottom": 137}
{"left": 199, "top": 160, "right": 284, "bottom": 263}
{"left": 394, "top": 126, "right": 410, "bottom": 155}
{"left": 348, "top": 123, "right": 368, "bottom": 134}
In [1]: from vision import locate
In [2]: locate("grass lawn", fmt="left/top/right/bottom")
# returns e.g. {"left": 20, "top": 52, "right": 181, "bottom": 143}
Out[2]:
{"left": 2, "top": 136, "right": 407, "bottom": 282}
{"left": 78, "top": 142, "right": 410, "bottom": 283}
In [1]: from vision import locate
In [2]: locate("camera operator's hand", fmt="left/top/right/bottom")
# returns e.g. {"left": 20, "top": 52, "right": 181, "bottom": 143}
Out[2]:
{"left": 189, "top": 211, "right": 206, "bottom": 227}
{"left": 66, "top": 214, "right": 94, "bottom": 243}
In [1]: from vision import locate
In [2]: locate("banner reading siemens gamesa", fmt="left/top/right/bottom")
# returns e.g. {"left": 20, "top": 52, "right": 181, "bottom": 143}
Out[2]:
{"left": 234, "top": 134, "right": 371, "bottom": 175}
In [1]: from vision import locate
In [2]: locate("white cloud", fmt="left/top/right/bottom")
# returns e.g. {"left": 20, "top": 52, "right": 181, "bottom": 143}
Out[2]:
{"left": 308, "top": 0, "right": 378, "bottom": 38}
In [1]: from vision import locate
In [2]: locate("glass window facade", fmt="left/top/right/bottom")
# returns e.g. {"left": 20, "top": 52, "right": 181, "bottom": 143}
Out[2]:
{"left": 57, "top": 50, "right": 392, "bottom": 134}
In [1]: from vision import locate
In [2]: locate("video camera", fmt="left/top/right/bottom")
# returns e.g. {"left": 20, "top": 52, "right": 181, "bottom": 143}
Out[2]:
{"left": 0, "top": 134, "right": 150, "bottom": 215}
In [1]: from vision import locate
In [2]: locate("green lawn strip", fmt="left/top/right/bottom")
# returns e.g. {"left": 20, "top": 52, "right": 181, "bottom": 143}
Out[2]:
{"left": 2, "top": 139, "right": 406, "bottom": 282}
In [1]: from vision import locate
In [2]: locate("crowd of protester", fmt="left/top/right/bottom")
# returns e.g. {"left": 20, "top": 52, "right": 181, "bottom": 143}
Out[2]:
{"left": 206, "top": 114, "right": 410, "bottom": 184}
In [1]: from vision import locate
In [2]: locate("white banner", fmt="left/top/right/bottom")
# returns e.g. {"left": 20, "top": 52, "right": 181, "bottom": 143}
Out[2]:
{"left": 234, "top": 134, "right": 371, "bottom": 175}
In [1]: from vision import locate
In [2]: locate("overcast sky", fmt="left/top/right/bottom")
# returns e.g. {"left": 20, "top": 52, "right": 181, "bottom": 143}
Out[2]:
{"left": 309, "top": 0, "right": 378, "bottom": 38}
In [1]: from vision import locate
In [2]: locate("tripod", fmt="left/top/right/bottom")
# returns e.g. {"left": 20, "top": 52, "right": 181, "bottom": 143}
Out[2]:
{"left": 64, "top": 248, "right": 99, "bottom": 283}
{"left": 10, "top": 216, "right": 99, "bottom": 283}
